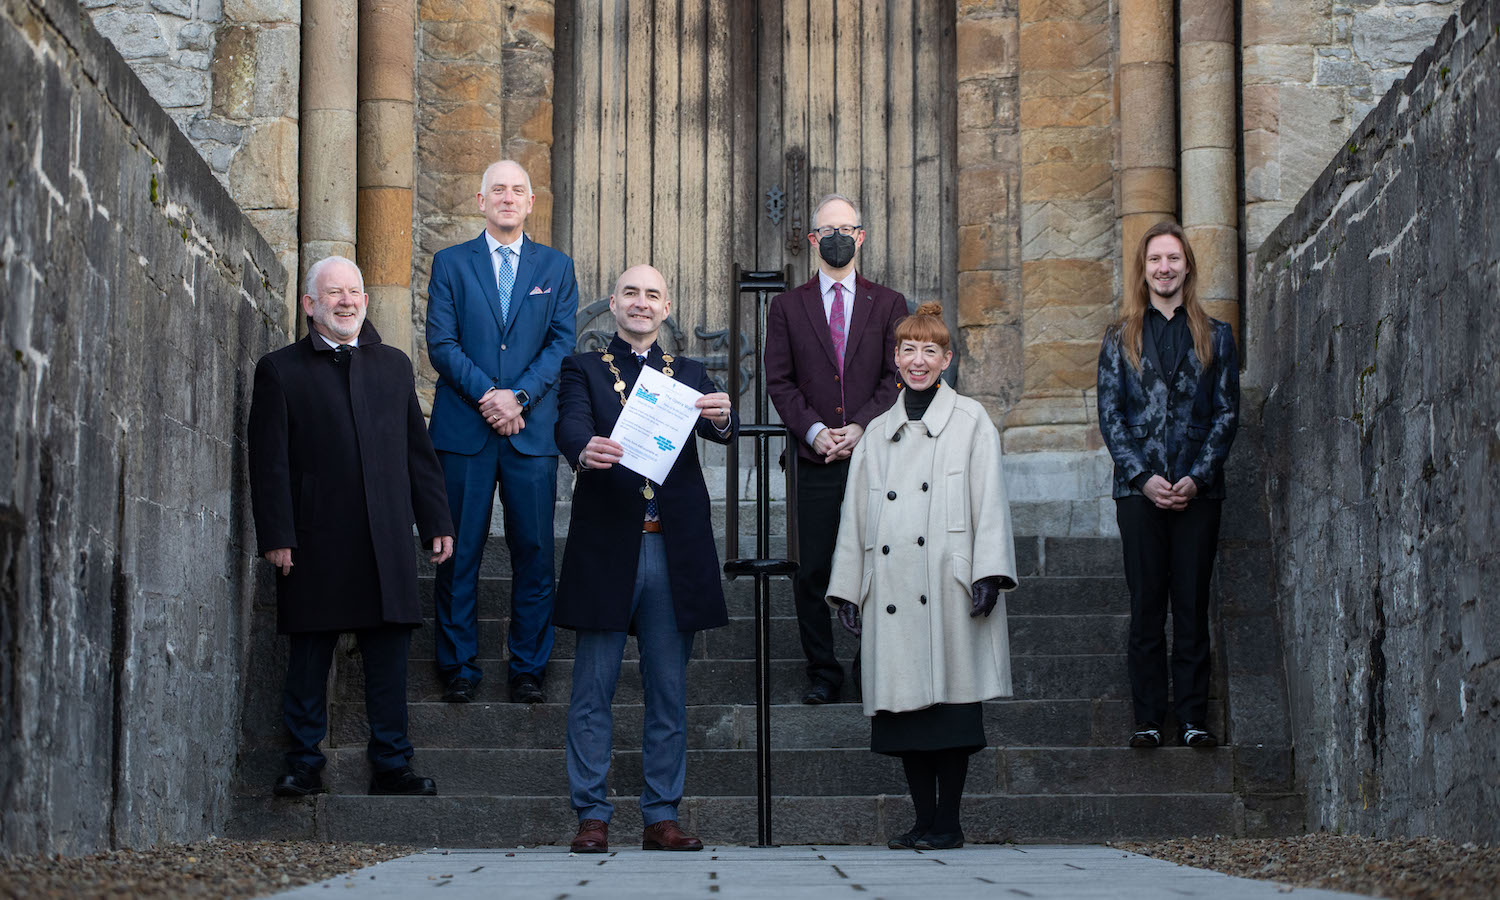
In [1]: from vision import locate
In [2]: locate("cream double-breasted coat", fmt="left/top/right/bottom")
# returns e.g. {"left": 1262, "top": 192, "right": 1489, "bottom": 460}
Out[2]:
{"left": 826, "top": 383, "right": 1018, "bottom": 715}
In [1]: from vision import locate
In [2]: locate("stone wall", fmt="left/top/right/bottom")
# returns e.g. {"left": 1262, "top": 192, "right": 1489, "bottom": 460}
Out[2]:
{"left": 1249, "top": 0, "right": 1499, "bottom": 842}
{"left": 1242, "top": 0, "right": 1459, "bottom": 277}
{"left": 0, "top": 0, "right": 286, "bottom": 854}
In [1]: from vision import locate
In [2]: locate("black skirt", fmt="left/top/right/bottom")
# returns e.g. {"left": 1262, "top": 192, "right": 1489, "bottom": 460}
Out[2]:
{"left": 870, "top": 702, "right": 985, "bottom": 756}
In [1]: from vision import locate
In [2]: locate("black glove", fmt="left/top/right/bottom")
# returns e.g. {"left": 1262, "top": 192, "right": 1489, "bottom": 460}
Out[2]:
{"left": 832, "top": 598, "right": 861, "bottom": 637}
{"left": 970, "top": 575, "right": 1009, "bottom": 618}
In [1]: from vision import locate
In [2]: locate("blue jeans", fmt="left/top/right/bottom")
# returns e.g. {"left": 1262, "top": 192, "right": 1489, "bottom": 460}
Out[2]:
{"left": 566, "top": 534, "right": 695, "bottom": 824}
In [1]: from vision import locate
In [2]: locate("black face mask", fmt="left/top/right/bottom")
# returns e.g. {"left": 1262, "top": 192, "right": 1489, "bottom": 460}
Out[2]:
{"left": 817, "top": 233, "right": 857, "bottom": 269}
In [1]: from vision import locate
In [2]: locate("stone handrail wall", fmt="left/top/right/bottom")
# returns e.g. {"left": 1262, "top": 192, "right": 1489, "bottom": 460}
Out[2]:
{"left": 0, "top": 0, "right": 286, "bottom": 853}
{"left": 1249, "top": 0, "right": 1499, "bottom": 842}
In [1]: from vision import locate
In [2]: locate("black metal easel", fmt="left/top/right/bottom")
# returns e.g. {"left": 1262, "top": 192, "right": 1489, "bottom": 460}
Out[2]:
{"left": 722, "top": 264, "right": 797, "bottom": 848}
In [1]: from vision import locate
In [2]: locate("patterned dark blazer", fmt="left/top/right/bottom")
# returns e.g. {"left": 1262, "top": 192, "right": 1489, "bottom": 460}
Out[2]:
{"left": 1096, "top": 316, "right": 1240, "bottom": 499}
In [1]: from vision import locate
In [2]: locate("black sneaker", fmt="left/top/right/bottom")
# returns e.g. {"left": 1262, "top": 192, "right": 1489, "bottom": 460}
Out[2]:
{"left": 1180, "top": 724, "right": 1219, "bottom": 748}
{"left": 1129, "top": 723, "right": 1163, "bottom": 748}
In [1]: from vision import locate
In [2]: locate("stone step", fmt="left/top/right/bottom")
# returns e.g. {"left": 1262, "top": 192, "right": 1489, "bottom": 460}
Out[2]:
{"left": 239, "top": 745, "right": 1234, "bottom": 798}
{"left": 335, "top": 655, "right": 1142, "bottom": 705}
{"left": 427, "top": 574, "right": 1129, "bottom": 621}
{"left": 227, "top": 790, "right": 1252, "bottom": 846}
{"left": 325, "top": 699, "right": 1227, "bottom": 751}
{"left": 402, "top": 613, "right": 1130, "bottom": 662}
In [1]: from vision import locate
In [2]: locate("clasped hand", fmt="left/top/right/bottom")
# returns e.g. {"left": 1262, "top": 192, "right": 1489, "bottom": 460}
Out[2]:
{"left": 812, "top": 423, "right": 864, "bottom": 463}
{"left": 479, "top": 388, "right": 525, "bottom": 436}
{"left": 1141, "top": 474, "right": 1197, "bottom": 510}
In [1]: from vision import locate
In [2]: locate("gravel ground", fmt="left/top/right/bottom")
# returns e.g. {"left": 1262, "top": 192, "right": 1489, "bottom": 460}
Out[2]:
{"left": 1117, "top": 834, "right": 1500, "bottom": 899}
{"left": 0, "top": 838, "right": 415, "bottom": 899}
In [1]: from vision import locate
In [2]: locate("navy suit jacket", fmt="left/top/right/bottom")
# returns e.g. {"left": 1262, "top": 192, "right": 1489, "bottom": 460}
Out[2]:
{"left": 1097, "top": 316, "right": 1240, "bottom": 499}
{"left": 426, "top": 232, "right": 579, "bottom": 457}
{"left": 764, "top": 273, "right": 907, "bottom": 463}
{"left": 553, "top": 337, "right": 736, "bottom": 634}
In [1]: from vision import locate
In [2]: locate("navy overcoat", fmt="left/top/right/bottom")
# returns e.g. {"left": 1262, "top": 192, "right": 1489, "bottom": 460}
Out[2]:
{"left": 553, "top": 336, "right": 735, "bottom": 633}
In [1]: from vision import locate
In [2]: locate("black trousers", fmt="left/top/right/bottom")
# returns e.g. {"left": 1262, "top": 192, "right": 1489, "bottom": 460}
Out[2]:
{"left": 283, "top": 624, "right": 414, "bottom": 772}
{"left": 794, "top": 458, "right": 852, "bottom": 688}
{"left": 1115, "top": 496, "right": 1222, "bottom": 726}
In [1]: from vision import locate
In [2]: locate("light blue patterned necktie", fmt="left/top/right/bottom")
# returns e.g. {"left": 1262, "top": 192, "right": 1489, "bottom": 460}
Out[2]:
{"left": 496, "top": 245, "right": 514, "bottom": 325}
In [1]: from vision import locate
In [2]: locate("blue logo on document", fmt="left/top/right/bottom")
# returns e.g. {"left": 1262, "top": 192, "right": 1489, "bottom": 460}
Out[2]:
{"left": 653, "top": 436, "right": 676, "bottom": 452}
{"left": 634, "top": 385, "right": 660, "bottom": 404}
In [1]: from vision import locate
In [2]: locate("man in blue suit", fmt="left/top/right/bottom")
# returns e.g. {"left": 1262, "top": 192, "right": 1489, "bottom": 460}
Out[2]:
{"left": 426, "top": 159, "right": 579, "bottom": 704}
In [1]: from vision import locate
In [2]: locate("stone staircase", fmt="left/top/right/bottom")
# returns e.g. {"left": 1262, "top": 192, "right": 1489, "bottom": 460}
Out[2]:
{"left": 227, "top": 519, "right": 1300, "bottom": 846}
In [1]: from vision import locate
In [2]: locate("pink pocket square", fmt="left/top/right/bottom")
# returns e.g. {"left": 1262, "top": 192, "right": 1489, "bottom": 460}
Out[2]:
{"left": 529, "top": 285, "right": 549, "bottom": 295}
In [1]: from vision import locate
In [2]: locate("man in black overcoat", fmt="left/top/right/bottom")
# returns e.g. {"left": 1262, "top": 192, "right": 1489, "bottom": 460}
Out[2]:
{"left": 554, "top": 264, "right": 736, "bottom": 853}
{"left": 248, "top": 255, "right": 455, "bottom": 797}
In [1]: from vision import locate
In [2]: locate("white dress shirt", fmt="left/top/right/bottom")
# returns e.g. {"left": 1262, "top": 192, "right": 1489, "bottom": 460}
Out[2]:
{"left": 483, "top": 231, "right": 525, "bottom": 286}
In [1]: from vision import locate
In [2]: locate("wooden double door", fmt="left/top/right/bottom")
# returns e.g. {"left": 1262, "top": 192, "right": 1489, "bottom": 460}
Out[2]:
{"left": 554, "top": 0, "right": 958, "bottom": 367}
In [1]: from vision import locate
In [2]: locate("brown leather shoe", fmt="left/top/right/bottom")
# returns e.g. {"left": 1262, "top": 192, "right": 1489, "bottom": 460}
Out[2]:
{"left": 642, "top": 819, "right": 704, "bottom": 851}
{"left": 570, "top": 818, "right": 609, "bottom": 853}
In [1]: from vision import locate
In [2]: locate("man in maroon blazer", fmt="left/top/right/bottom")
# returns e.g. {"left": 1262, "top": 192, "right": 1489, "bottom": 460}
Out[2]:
{"left": 765, "top": 193, "right": 907, "bottom": 704}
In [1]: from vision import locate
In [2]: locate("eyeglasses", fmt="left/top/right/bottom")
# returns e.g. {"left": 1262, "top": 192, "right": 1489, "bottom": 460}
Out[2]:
{"left": 811, "top": 224, "right": 862, "bottom": 238}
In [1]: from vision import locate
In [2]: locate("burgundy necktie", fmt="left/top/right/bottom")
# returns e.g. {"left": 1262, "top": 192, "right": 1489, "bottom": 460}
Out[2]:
{"left": 829, "top": 283, "right": 847, "bottom": 371}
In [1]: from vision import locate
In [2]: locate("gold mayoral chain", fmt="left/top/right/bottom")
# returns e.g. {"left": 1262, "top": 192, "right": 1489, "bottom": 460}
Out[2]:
{"left": 599, "top": 350, "right": 674, "bottom": 501}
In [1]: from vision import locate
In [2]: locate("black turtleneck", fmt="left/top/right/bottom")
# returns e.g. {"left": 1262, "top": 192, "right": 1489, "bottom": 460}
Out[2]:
{"left": 904, "top": 382, "right": 940, "bottom": 421}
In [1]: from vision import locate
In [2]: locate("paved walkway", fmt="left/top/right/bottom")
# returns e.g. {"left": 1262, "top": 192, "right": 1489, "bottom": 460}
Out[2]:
{"left": 275, "top": 845, "right": 1365, "bottom": 899}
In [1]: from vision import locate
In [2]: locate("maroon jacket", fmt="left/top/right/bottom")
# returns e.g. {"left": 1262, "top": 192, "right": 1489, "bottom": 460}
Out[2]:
{"left": 765, "top": 273, "right": 907, "bottom": 464}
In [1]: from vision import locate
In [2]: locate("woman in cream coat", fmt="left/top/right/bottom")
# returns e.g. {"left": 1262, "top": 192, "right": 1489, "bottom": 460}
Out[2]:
{"left": 826, "top": 302, "right": 1017, "bottom": 850}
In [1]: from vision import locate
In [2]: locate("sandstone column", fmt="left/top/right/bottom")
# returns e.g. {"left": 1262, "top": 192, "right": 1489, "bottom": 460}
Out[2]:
{"left": 1118, "top": 0, "right": 1176, "bottom": 258}
{"left": 300, "top": 0, "right": 359, "bottom": 317}
{"left": 358, "top": 0, "right": 417, "bottom": 354}
{"left": 1180, "top": 0, "right": 1239, "bottom": 337}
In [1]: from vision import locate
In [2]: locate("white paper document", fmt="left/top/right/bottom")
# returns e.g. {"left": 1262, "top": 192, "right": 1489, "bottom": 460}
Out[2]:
{"left": 608, "top": 365, "right": 704, "bottom": 484}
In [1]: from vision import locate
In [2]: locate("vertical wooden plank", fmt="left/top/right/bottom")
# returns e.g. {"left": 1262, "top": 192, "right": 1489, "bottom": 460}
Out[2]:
{"left": 651, "top": 0, "right": 681, "bottom": 305}
{"left": 757, "top": 0, "right": 786, "bottom": 279}
{"left": 677, "top": 0, "right": 707, "bottom": 340}
{"left": 913, "top": 0, "right": 943, "bottom": 303}
{"left": 885, "top": 0, "right": 915, "bottom": 300}
{"left": 833, "top": 0, "right": 861, "bottom": 206}
{"left": 858, "top": 0, "right": 887, "bottom": 281}
{"left": 551, "top": 0, "right": 576, "bottom": 258}
{"left": 807, "top": 0, "right": 836, "bottom": 210}
{"left": 706, "top": 0, "right": 733, "bottom": 338}
{"left": 782, "top": 0, "right": 810, "bottom": 280}
{"left": 597, "top": 0, "right": 628, "bottom": 301}
{"left": 937, "top": 0, "right": 958, "bottom": 319}
{"left": 625, "top": 0, "right": 654, "bottom": 272}
{"left": 573, "top": 0, "right": 602, "bottom": 299}
{"left": 729, "top": 0, "right": 758, "bottom": 406}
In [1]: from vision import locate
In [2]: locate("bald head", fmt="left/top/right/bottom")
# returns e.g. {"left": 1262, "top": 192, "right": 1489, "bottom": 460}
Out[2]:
{"left": 477, "top": 160, "right": 535, "bottom": 242}
{"left": 609, "top": 265, "right": 671, "bottom": 350}
{"left": 480, "top": 160, "right": 532, "bottom": 196}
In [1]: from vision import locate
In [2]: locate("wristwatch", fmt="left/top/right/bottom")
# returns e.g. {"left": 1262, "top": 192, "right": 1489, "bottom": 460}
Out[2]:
{"left": 513, "top": 389, "right": 531, "bottom": 411}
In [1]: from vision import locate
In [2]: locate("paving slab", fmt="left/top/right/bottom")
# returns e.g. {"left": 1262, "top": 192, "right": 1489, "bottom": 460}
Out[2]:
{"left": 274, "top": 845, "right": 1365, "bottom": 899}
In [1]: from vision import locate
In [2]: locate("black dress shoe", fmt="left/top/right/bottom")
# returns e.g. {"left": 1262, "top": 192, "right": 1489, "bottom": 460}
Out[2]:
{"left": 369, "top": 765, "right": 437, "bottom": 796}
{"left": 1180, "top": 724, "right": 1219, "bottom": 748}
{"left": 442, "top": 677, "right": 476, "bottom": 703}
{"left": 273, "top": 762, "right": 324, "bottom": 797}
{"left": 802, "top": 681, "right": 838, "bottom": 705}
{"left": 916, "top": 831, "right": 965, "bottom": 850}
{"left": 510, "top": 674, "right": 544, "bottom": 704}
{"left": 887, "top": 829, "right": 923, "bottom": 850}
